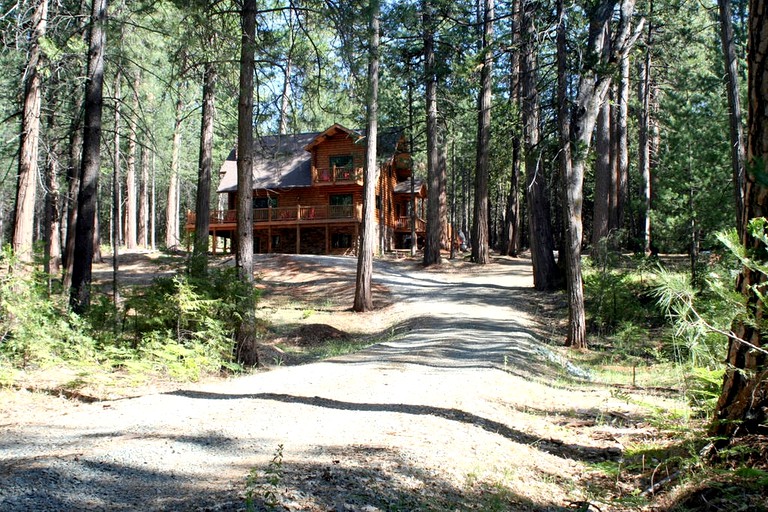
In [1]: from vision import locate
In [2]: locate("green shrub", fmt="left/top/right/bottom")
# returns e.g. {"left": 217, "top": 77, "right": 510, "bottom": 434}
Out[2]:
{"left": 0, "top": 251, "right": 97, "bottom": 370}
{"left": 117, "top": 267, "right": 260, "bottom": 377}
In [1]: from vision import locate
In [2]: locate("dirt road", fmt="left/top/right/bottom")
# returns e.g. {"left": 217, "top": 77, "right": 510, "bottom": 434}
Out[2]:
{"left": 1, "top": 255, "right": 669, "bottom": 511}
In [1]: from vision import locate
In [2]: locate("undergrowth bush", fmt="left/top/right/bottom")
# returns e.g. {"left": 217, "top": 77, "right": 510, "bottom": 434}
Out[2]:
{"left": 0, "top": 248, "right": 260, "bottom": 384}
{"left": 582, "top": 238, "right": 743, "bottom": 417}
{"left": 117, "top": 267, "right": 260, "bottom": 378}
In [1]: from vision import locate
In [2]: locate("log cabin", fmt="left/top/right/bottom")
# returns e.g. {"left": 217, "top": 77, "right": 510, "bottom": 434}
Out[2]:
{"left": 185, "top": 123, "right": 427, "bottom": 255}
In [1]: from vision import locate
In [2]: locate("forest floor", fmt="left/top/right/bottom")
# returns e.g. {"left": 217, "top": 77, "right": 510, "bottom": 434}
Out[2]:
{"left": 0, "top": 252, "right": 733, "bottom": 511}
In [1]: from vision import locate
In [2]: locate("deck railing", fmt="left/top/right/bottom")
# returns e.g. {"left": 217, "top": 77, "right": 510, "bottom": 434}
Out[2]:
{"left": 312, "top": 166, "right": 363, "bottom": 184}
{"left": 395, "top": 216, "right": 426, "bottom": 232}
{"left": 187, "top": 204, "right": 361, "bottom": 226}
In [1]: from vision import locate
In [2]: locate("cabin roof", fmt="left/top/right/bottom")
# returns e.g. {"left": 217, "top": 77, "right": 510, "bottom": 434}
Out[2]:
{"left": 217, "top": 125, "right": 405, "bottom": 193}
{"left": 393, "top": 179, "right": 427, "bottom": 197}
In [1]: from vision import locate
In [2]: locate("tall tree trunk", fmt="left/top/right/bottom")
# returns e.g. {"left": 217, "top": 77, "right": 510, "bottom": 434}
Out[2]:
{"left": 191, "top": 62, "right": 216, "bottom": 276}
{"left": 354, "top": 0, "right": 379, "bottom": 312}
{"left": 70, "top": 0, "right": 107, "bottom": 313}
{"left": 139, "top": 144, "right": 149, "bottom": 247}
{"left": 165, "top": 94, "right": 183, "bottom": 250}
{"left": 423, "top": 0, "right": 442, "bottom": 267}
{"left": 125, "top": 74, "right": 138, "bottom": 250}
{"left": 710, "top": 0, "right": 768, "bottom": 441}
{"left": 718, "top": 0, "right": 746, "bottom": 234}
{"left": 151, "top": 151, "right": 156, "bottom": 249}
{"left": 13, "top": 0, "right": 48, "bottom": 262}
{"left": 523, "top": 0, "right": 559, "bottom": 290}
{"left": 615, "top": 52, "right": 630, "bottom": 231}
{"left": 44, "top": 87, "right": 61, "bottom": 280}
{"left": 111, "top": 70, "right": 122, "bottom": 304}
{"left": 503, "top": 0, "right": 522, "bottom": 257}
{"left": 237, "top": 0, "right": 255, "bottom": 283}
{"left": 638, "top": 6, "right": 653, "bottom": 256}
{"left": 234, "top": 0, "right": 258, "bottom": 366}
{"left": 471, "top": 0, "right": 494, "bottom": 264}
{"left": 278, "top": 6, "right": 295, "bottom": 135}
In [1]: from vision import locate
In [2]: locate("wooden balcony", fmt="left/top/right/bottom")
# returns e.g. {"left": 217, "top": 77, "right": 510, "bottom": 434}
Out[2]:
{"left": 395, "top": 216, "right": 426, "bottom": 233}
{"left": 311, "top": 166, "right": 363, "bottom": 185}
{"left": 186, "top": 204, "right": 362, "bottom": 230}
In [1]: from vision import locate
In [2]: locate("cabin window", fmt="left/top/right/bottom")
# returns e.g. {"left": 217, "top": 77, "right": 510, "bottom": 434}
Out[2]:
{"left": 253, "top": 197, "right": 277, "bottom": 209}
{"left": 332, "top": 233, "right": 352, "bottom": 248}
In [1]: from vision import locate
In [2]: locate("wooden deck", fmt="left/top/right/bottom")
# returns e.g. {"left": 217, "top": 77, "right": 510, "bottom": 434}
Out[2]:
{"left": 185, "top": 205, "right": 362, "bottom": 231}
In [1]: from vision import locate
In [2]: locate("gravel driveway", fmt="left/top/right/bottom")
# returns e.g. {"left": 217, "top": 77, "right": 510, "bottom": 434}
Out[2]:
{"left": 1, "top": 255, "right": 640, "bottom": 511}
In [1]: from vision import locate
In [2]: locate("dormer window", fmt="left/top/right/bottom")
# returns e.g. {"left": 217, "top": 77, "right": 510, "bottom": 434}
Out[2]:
{"left": 330, "top": 155, "right": 353, "bottom": 171}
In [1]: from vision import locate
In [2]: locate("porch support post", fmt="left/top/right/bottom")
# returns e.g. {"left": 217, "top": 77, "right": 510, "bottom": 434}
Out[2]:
{"left": 212, "top": 231, "right": 218, "bottom": 254}
{"left": 325, "top": 224, "right": 330, "bottom": 254}
{"left": 268, "top": 226, "right": 272, "bottom": 253}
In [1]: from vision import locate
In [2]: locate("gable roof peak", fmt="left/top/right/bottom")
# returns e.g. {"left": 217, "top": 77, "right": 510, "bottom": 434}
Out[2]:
{"left": 304, "top": 123, "right": 363, "bottom": 151}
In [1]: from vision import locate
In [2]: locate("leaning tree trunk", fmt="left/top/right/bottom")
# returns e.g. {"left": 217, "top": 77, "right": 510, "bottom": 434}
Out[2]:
{"left": 13, "top": 0, "right": 48, "bottom": 263}
{"left": 70, "top": 0, "right": 107, "bottom": 313}
{"left": 191, "top": 61, "right": 216, "bottom": 277}
{"left": 354, "top": 0, "right": 379, "bottom": 312}
{"left": 423, "top": 0, "right": 442, "bottom": 267}
{"left": 523, "top": 0, "right": 559, "bottom": 290}
{"left": 718, "top": 0, "right": 746, "bottom": 235}
{"left": 709, "top": 0, "right": 768, "bottom": 441}
{"left": 471, "top": 0, "right": 494, "bottom": 265}
{"left": 564, "top": 0, "right": 638, "bottom": 349}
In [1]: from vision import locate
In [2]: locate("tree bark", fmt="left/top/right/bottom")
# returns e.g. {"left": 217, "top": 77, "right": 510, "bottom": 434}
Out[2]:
{"left": 718, "top": 0, "right": 746, "bottom": 234}
{"left": 354, "top": 0, "right": 379, "bottom": 312}
{"left": 423, "top": 0, "right": 442, "bottom": 267}
{"left": 615, "top": 52, "right": 630, "bottom": 230}
{"left": 191, "top": 62, "right": 216, "bottom": 276}
{"left": 471, "top": 0, "right": 494, "bottom": 265}
{"left": 523, "top": 0, "right": 559, "bottom": 290}
{"left": 592, "top": 87, "right": 613, "bottom": 254}
{"left": 710, "top": 0, "right": 768, "bottom": 441}
{"left": 70, "top": 0, "right": 107, "bottom": 313}
{"left": 62, "top": 106, "right": 83, "bottom": 290}
{"left": 13, "top": 0, "right": 48, "bottom": 262}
